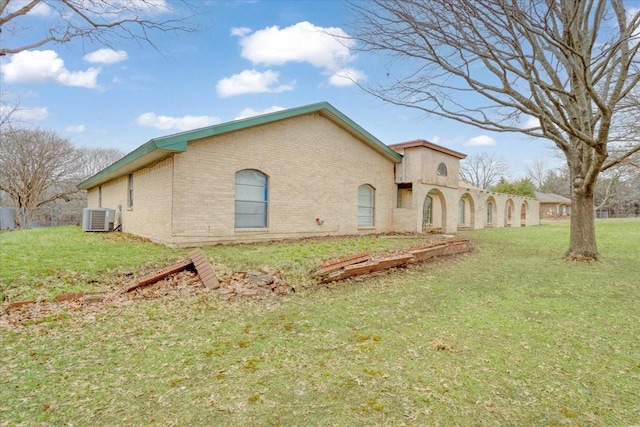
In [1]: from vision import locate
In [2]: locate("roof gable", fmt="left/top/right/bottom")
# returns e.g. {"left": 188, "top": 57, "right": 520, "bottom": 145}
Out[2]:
{"left": 389, "top": 139, "right": 467, "bottom": 159}
{"left": 78, "top": 102, "right": 402, "bottom": 190}
{"left": 535, "top": 191, "right": 571, "bottom": 204}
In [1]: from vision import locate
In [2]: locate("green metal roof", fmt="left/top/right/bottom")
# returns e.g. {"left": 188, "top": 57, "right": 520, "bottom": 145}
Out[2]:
{"left": 77, "top": 102, "right": 402, "bottom": 190}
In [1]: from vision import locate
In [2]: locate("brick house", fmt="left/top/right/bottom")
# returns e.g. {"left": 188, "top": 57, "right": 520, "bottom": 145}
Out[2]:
{"left": 78, "top": 102, "right": 539, "bottom": 247}
{"left": 535, "top": 191, "right": 571, "bottom": 219}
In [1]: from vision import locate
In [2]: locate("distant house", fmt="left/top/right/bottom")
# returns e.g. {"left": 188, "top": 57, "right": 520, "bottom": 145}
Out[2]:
{"left": 78, "top": 102, "right": 539, "bottom": 247}
{"left": 535, "top": 191, "right": 571, "bottom": 219}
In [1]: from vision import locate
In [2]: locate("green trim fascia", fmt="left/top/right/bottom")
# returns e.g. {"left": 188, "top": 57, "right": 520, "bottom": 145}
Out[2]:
{"left": 77, "top": 101, "right": 402, "bottom": 190}
{"left": 77, "top": 139, "right": 188, "bottom": 190}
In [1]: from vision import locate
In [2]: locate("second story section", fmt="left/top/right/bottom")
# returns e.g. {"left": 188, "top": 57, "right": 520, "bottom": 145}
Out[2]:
{"left": 390, "top": 140, "right": 466, "bottom": 189}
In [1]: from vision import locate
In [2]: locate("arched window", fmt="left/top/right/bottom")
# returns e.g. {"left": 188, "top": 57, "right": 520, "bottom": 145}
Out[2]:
{"left": 235, "top": 169, "right": 268, "bottom": 228}
{"left": 486, "top": 201, "right": 493, "bottom": 224}
{"left": 423, "top": 195, "right": 433, "bottom": 225}
{"left": 358, "top": 184, "right": 375, "bottom": 227}
{"left": 458, "top": 199, "right": 466, "bottom": 225}
{"left": 437, "top": 162, "right": 448, "bottom": 176}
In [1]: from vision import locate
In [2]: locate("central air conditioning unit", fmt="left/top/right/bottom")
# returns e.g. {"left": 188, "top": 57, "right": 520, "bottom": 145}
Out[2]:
{"left": 82, "top": 207, "right": 115, "bottom": 232}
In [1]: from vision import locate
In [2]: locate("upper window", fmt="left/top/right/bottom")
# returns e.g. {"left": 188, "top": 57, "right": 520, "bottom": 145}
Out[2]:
{"left": 358, "top": 184, "right": 375, "bottom": 227}
{"left": 437, "top": 162, "right": 448, "bottom": 176}
{"left": 235, "top": 169, "right": 268, "bottom": 228}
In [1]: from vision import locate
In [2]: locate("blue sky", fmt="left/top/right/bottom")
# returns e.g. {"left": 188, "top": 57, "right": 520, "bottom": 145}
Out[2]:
{"left": 1, "top": 0, "right": 570, "bottom": 178}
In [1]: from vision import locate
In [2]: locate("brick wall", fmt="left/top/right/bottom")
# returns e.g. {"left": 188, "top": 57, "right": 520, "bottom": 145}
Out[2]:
{"left": 169, "top": 113, "right": 397, "bottom": 246}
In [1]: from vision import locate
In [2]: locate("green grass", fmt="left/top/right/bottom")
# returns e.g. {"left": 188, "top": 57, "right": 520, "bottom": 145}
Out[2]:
{"left": 0, "top": 227, "right": 188, "bottom": 302}
{"left": 1, "top": 220, "right": 639, "bottom": 425}
{"left": 0, "top": 227, "right": 437, "bottom": 302}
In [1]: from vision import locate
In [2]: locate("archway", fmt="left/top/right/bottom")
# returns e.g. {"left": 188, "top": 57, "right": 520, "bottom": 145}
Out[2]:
{"left": 520, "top": 201, "right": 529, "bottom": 226}
{"left": 485, "top": 196, "right": 497, "bottom": 228}
{"left": 458, "top": 192, "right": 475, "bottom": 230}
{"left": 422, "top": 189, "right": 446, "bottom": 232}
{"left": 504, "top": 198, "right": 515, "bottom": 227}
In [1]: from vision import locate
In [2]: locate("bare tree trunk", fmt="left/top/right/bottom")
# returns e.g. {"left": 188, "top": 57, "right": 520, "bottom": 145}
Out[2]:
{"left": 567, "top": 151, "right": 599, "bottom": 259}
{"left": 568, "top": 189, "right": 598, "bottom": 260}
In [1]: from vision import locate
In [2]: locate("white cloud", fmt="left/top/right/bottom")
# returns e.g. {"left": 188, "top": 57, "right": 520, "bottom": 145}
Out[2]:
{"left": 134, "top": 112, "right": 221, "bottom": 131}
{"left": 234, "top": 21, "right": 367, "bottom": 84}
{"left": 0, "top": 50, "right": 100, "bottom": 88}
{"left": 328, "top": 68, "right": 367, "bottom": 87}
{"left": 231, "top": 27, "right": 252, "bottom": 37}
{"left": 235, "top": 106, "right": 285, "bottom": 120}
{"left": 128, "top": 0, "right": 170, "bottom": 12}
{"left": 65, "top": 124, "right": 86, "bottom": 133}
{"left": 465, "top": 135, "right": 496, "bottom": 146}
{"left": 216, "top": 69, "right": 294, "bottom": 98}
{"left": 0, "top": 106, "right": 49, "bottom": 121}
{"left": 237, "top": 21, "right": 354, "bottom": 70}
{"left": 523, "top": 115, "right": 540, "bottom": 129}
{"left": 84, "top": 49, "right": 128, "bottom": 64}
{"left": 6, "top": 0, "right": 51, "bottom": 16}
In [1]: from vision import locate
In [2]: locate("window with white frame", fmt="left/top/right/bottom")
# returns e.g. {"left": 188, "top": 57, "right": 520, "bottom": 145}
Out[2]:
{"left": 127, "top": 174, "right": 133, "bottom": 207}
{"left": 235, "top": 169, "right": 268, "bottom": 228}
{"left": 423, "top": 195, "right": 433, "bottom": 224}
{"left": 458, "top": 198, "right": 466, "bottom": 225}
{"left": 358, "top": 184, "right": 375, "bottom": 227}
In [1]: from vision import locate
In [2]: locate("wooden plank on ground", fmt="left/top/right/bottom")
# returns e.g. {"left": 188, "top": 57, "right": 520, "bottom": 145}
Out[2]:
{"left": 443, "top": 240, "right": 470, "bottom": 255}
{"left": 127, "top": 259, "right": 193, "bottom": 292}
{"left": 409, "top": 244, "right": 448, "bottom": 261}
{"left": 317, "top": 253, "right": 370, "bottom": 276}
{"left": 189, "top": 249, "right": 219, "bottom": 289}
{"left": 374, "top": 254, "right": 414, "bottom": 270}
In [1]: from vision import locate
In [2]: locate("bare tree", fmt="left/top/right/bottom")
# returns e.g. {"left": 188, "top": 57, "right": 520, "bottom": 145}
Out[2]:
{"left": 0, "top": 91, "right": 20, "bottom": 129}
{"left": 540, "top": 167, "right": 571, "bottom": 197}
{"left": 0, "top": 128, "right": 82, "bottom": 228}
{"left": 0, "top": 0, "right": 197, "bottom": 56}
{"left": 459, "top": 152, "right": 510, "bottom": 190}
{"left": 77, "top": 147, "right": 125, "bottom": 179}
{"left": 525, "top": 159, "right": 550, "bottom": 190}
{"left": 349, "top": 0, "right": 640, "bottom": 260}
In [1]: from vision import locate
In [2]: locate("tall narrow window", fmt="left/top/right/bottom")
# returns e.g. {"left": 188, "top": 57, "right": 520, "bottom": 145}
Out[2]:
{"left": 98, "top": 186, "right": 102, "bottom": 207}
{"left": 128, "top": 174, "right": 133, "bottom": 207}
{"left": 437, "top": 162, "right": 448, "bottom": 176}
{"left": 423, "top": 195, "right": 433, "bottom": 225}
{"left": 487, "top": 201, "right": 493, "bottom": 224}
{"left": 235, "top": 169, "right": 268, "bottom": 228}
{"left": 458, "top": 199, "right": 466, "bottom": 225}
{"left": 358, "top": 184, "right": 375, "bottom": 227}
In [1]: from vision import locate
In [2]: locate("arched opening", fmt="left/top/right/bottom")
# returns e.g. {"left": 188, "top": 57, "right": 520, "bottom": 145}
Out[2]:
{"left": 486, "top": 197, "right": 497, "bottom": 228}
{"left": 458, "top": 192, "right": 475, "bottom": 230}
{"left": 504, "top": 199, "right": 515, "bottom": 227}
{"left": 520, "top": 201, "right": 528, "bottom": 226}
{"left": 422, "top": 189, "right": 446, "bottom": 232}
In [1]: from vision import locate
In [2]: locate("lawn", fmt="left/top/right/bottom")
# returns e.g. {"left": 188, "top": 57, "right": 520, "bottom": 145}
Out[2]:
{"left": 1, "top": 220, "right": 639, "bottom": 425}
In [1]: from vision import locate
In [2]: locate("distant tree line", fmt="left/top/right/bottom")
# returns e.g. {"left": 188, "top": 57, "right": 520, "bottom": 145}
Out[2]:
{"left": 0, "top": 127, "right": 124, "bottom": 229}
{"left": 459, "top": 152, "right": 640, "bottom": 218}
